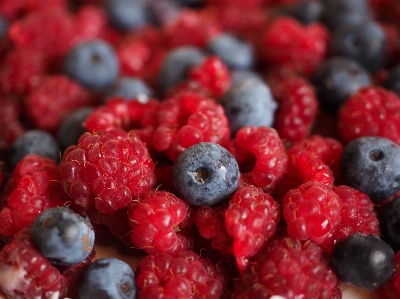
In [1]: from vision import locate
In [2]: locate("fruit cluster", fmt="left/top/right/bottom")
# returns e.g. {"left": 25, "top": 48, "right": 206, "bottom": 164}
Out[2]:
{"left": 1, "top": 0, "right": 400, "bottom": 298}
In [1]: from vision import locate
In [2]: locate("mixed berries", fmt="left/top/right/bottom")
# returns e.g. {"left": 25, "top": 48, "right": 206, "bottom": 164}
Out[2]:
{"left": 2, "top": 0, "right": 400, "bottom": 299}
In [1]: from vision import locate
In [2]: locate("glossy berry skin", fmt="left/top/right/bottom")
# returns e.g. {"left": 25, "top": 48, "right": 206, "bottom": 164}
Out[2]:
{"left": 31, "top": 207, "right": 95, "bottom": 266}
{"left": 172, "top": 142, "right": 239, "bottom": 206}
{"left": 63, "top": 39, "right": 120, "bottom": 91}
{"left": 313, "top": 56, "right": 371, "bottom": 112}
{"left": 330, "top": 233, "right": 396, "bottom": 290}
{"left": 279, "top": 0, "right": 323, "bottom": 25}
{"left": 103, "top": 76, "right": 154, "bottom": 104}
{"left": 9, "top": 130, "right": 60, "bottom": 169}
{"left": 104, "top": 0, "right": 149, "bottom": 31}
{"left": 379, "top": 196, "right": 400, "bottom": 253}
{"left": 79, "top": 257, "right": 136, "bottom": 299}
{"left": 341, "top": 136, "right": 400, "bottom": 201}
{"left": 331, "top": 21, "right": 387, "bottom": 73}
{"left": 219, "top": 79, "right": 277, "bottom": 136}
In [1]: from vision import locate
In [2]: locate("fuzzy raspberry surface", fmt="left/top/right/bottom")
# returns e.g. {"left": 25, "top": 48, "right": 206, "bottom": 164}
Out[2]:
{"left": 59, "top": 128, "right": 156, "bottom": 214}
{"left": 0, "top": 98, "right": 25, "bottom": 146}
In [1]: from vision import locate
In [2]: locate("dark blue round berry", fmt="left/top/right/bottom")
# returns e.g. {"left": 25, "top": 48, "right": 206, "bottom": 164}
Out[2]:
{"left": 9, "top": 130, "right": 60, "bottom": 169}
{"left": 206, "top": 33, "right": 254, "bottom": 70}
{"left": 103, "top": 76, "right": 154, "bottom": 104}
{"left": 104, "top": 0, "right": 149, "bottom": 31}
{"left": 341, "top": 136, "right": 400, "bottom": 201}
{"left": 279, "top": 0, "right": 322, "bottom": 25}
{"left": 79, "top": 257, "right": 136, "bottom": 299}
{"left": 219, "top": 78, "right": 277, "bottom": 136}
{"left": 147, "top": 0, "right": 181, "bottom": 26}
{"left": 230, "top": 69, "right": 263, "bottom": 85}
{"left": 330, "top": 233, "right": 395, "bottom": 290}
{"left": 57, "top": 107, "right": 94, "bottom": 151}
{"left": 31, "top": 207, "right": 95, "bottom": 266}
{"left": 384, "top": 65, "right": 400, "bottom": 97}
{"left": 0, "top": 13, "right": 9, "bottom": 40}
{"left": 172, "top": 142, "right": 239, "bottom": 206}
{"left": 158, "top": 46, "right": 206, "bottom": 93}
{"left": 321, "top": 0, "right": 371, "bottom": 31}
{"left": 313, "top": 56, "right": 371, "bottom": 112}
{"left": 331, "top": 21, "right": 387, "bottom": 73}
{"left": 379, "top": 196, "right": 400, "bottom": 253}
{"left": 64, "top": 39, "right": 119, "bottom": 91}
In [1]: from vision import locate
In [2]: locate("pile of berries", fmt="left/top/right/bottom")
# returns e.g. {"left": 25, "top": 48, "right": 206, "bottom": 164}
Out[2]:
{"left": 2, "top": 0, "right": 400, "bottom": 298}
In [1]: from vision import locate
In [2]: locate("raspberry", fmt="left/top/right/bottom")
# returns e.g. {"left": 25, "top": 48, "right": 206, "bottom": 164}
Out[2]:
{"left": 152, "top": 91, "right": 230, "bottom": 161}
{"left": 224, "top": 185, "right": 280, "bottom": 271}
{"left": 72, "top": 4, "right": 107, "bottom": 44}
{"left": 0, "top": 98, "right": 25, "bottom": 146}
{"left": 136, "top": 250, "right": 228, "bottom": 299}
{"left": 0, "top": 228, "right": 67, "bottom": 299}
{"left": 236, "top": 237, "right": 341, "bottom": 299}
{"left": 333, "top": 185, "right": 379, "bottom": 241}
{"left": 26, "top": 75, "right": 91, "bottom": 133}
{"left": 338, "top": 87, "right": 400, "bottom": 146}
{"left": 59, "top": 128, "right": 156, "bottom": 214}
{"left": 0, "top": 154, "right": 69, "bottom": 237}
{"left": 0, "top": 48, "right": 47, "bottom": 96}
{"left": 271, "top": 75, "right": 319, "bottom": 142}
{"left": 127, "top": 189, "right": 193, "bottom": 256}
{"left": 260, "top": 16, "right": 328, "bottom": 77}
{"left": 282, "top": 181, "right": 342, "bottom": 247}
{"left": 376, "top": 251, "right": 400, "bottom": 299}
{"left": 231, "top": 126, "right": 288, "bottom": 193}
{"left": 0, "top": 0, "right": 67, "bottom": 20}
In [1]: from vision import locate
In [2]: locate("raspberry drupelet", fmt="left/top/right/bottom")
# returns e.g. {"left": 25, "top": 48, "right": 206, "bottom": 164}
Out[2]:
{"left": 59, "top": 128, "right": 156, "bottom": 214}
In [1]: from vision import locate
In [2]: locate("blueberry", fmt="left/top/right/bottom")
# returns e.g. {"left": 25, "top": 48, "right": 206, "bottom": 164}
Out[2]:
{"left": 219, "top": 78, "right": 277, "bottom": 136}
{"left": 64, "top": 40, "right": 120, "bottom": 91}
{"left": 57, "top": 107, "right": 94, "bottom": 151}
{"left": 341, "top": 136, "right": 400, "bottom": 201}
{"left": 278, "top": 0, "right": 322, "bottom": 25}
{"left": 331, "top": 21, "right": 387, "bottom": 73}
{"left": 379, "top": 196, "right": 400, "bottom": 253}
{"left": 230, "top": 69, "right": 264, "bottom": 85}
{"left": 79, "top": 257, "right": 136, "bottom": 299}
{"left": 321, "top": 0, "right": 371, "bottom": 31}
{"left": 104, "top": 0, "right": 149, "bottom": 31}
{"left": 330, "top": 233, "right": 395, "bottom": 290}
{"left": 313, "top": 56, "right": 371, "bottom": 112}
{"left": 172, "top": 142, "right": 239, "bottom": 206}
{"left": 9, "top": 130, "right": 60, "bottom": 169}
{"left": 158, "top": 46, "right": 206, "bottom": 93}
{"left": 0, "top": 13, "right": 9, "bottom": 40}
{"left": 31, "top": 207, "right": 95, "bottom": 266}
{"left": 384, "top": 65, "right": 400, "bottom": 97}
{"left": 147, "top": 0, "right": 181, "bottom": 26}
{"left": 206, "top": 33, "right": 254, "bottom": 70}
{"left": 103, "top": 76, "right": 154, "bottom": 104}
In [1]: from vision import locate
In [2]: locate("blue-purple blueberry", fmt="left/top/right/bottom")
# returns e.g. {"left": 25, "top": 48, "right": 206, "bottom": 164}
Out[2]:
{"left": 279, "top": 0, "right": 322, "bottom": 25}
{"left": 103, "top": 76, "right": 154, "bottom": 104}
{"left": 104, "top": 0, "right": 149, "bottom": 31}
{"left": 379, "top": 196, "right": 400, "bottom": 253}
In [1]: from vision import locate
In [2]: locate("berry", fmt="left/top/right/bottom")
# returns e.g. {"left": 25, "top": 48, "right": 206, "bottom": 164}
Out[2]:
{"left": 219, "top": 79, "right": 277, "bottom": 136}
{"left": 340, "top": 136, "right": 400, "bottom": 201}
{"left": 330, "top": 233, "right": 396, "bottom": 290}
{"left": 338, "top": 87, "right": 400, "bottom": 146}
{"left": 278, "top": 0, "right": 323, "bottom": 25}
{"left": 63, "top": 39, "right": 120, "bottom": 91}
{"left": 0, "top": 99, "right": 26, "bottom": 147}
{"left": 79, "top": 257, "right": 136, "bottom": 299}
{"left": 31, "top": 207, "right": 95, "bottom": 266}
{"left": 230, "top": 69, "right": 263, "bottom": 85}
{"left": 172, "top": 142, "right": 239, "bottom": 206}
{"left": 379, "top": 196, "right": 400, "bottom": 253}
{"left": 104, "top": 0, "right": 149, "bottom": 31}
{"left": 375, "top": 251, "right": 400, "bottom": 299}
{"left": 8, "top": 130, "right": 60, "bottom": 170}
{"left": 59, "top": 128, "right": 156, "bottom": 213}
{"left": 103, "top": 76, "right": 154, "bottom": 104}
{"left": 384, "top": 64, "right": 400, "bottom": 97}
{"left": 206, "top": 33, "right": 254, "bottom": 70}
{"left": 313, "top": 56, "right": 371, "bottom": 112}
{"left": 0, "top": 13, "right": 8, "bottom": 39}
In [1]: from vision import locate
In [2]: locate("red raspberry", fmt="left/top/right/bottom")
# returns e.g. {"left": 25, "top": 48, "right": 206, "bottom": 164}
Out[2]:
{"left": 136, "top": 250, "right": 228, "bottom": 299}
{"left": 236, "top": 237, "right": 341, "bottom": 299}
{"left": 0, "top": 228, "right": 67, "bottom": 299}
{"left": 0, "top": 154, "right": 69, "bottom": 237}
{"left": 333, "top": 185, "right": 379, "bottom": 241}
{"left": 72, "top": 4, "right": 107, "bottom": 45}
{"left": 282, "top": 181, "right": 342, "bottom": 247}
{"left": 0, "top": 0, "right": 67, "bottom": 20}
{"left": 0, "top": 48, "right": 47, "bottom": 96}
{"left": 231, "top": 126, "right": 288, "bottom": 193}
{"left": 152, "top": 91, "right": 230, "bottom": 161}
{"left": 59, "top": 128, "right": 156, "bottom": 214}
{"left": 127, "top": 189, "right": 193, "bottom": 256}
{"left": 26, "top": 75, "right": 91, "bottom": 133}
{"left": 261, "top": 17, "right": 328, "bottom": 77}
{"left": 0, "top": 98, "right": 25, "bottom": 146}
{"left": 272, "top": 76, "right": 319, "bottom": 142}
{"left": 338, "top": 87, "right": 400, "bottom": 146}
{"left": 376, "top": 251, "right": 400, "bottom": 299}
{"left": 225, "top": 185, "right": 280, "bottom": 271}
{"left": 163, "top": 8, "right": 221, "bottom": 49}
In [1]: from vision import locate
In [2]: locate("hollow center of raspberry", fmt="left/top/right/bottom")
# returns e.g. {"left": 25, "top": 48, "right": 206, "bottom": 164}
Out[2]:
{"left": 189, "top": 167, "right": 209, "bottom": 184}
{"left": 369, "top": 149, "right": 384, "bottom": 161}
